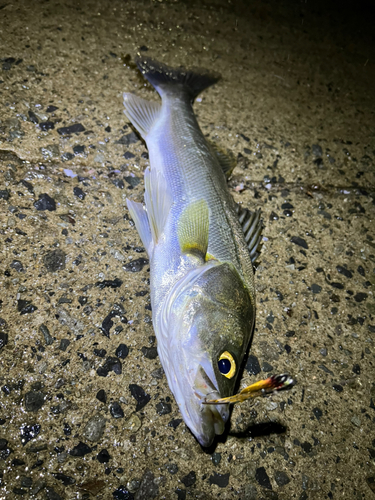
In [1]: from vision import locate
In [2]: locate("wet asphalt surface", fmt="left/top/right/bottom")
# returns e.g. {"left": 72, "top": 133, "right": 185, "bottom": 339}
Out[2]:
{"left": 0, "top": 0, "right": 374, "bottom": 499}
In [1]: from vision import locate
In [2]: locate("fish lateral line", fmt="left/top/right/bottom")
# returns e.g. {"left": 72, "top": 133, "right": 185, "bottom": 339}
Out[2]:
{"left": 202, "top": 373, "right": 296, "bottom": 405}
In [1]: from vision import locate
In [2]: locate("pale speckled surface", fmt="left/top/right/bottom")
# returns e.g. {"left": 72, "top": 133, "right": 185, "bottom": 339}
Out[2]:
{"left": 0, "top": 1, "right": 375, "bottom": 499}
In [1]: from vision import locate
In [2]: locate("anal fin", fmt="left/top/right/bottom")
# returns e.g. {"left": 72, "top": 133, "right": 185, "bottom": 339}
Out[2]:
{"left": 236, "top": 205, "right": 263, "bottom": 263}
{"left": 123, "top": 93, "right": 161, "bottom": 140}
{"left": 127, "top": 199, "right": 153, "bottom": 256}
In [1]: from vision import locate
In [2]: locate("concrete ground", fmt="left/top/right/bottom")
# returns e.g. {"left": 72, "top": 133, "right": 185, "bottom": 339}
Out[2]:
{"left": 0, "top": 0, "right": 374, "bottom": 498}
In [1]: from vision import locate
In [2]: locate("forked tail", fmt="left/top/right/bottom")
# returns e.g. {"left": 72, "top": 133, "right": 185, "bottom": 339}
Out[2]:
{"left": 135, "top": 56, "right": 221, "bottom": 99}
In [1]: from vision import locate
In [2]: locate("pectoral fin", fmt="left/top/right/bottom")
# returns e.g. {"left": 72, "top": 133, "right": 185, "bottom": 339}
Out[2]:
{"left": 178, "top": 199, "right": 209, "bottom": 259}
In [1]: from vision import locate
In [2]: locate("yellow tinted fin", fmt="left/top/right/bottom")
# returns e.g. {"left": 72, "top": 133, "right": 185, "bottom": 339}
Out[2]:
{"left": 178, "top": 199, "right": 209, "bottom": 259}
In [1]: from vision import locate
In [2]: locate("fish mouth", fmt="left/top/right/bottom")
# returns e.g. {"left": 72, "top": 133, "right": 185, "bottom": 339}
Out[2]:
{"left": 202, "top": 404, "right": 227, "bottom": 436}
{"left": 193, "top": 365, "right": 229, "bottom": 446}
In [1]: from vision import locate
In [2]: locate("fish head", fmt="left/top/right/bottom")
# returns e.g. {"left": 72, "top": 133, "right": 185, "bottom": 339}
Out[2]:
{"left": 158, "top": 261, "right": 254, "bottom": 447}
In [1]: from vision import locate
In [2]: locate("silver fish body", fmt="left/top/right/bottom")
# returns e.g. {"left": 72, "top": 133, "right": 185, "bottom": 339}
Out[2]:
{"left": 124, "top": 57, "right": 258, "bottom": 446}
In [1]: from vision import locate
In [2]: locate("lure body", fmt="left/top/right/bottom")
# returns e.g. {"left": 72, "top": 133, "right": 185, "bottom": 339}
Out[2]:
{"left": 124, "top": 57, "right": 261, "bottom": 446}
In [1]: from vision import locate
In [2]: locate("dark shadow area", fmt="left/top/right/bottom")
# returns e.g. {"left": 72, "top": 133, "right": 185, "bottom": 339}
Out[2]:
{"left": 200, "top": 419, "right": 287, "bottom": 454}
{"left": 229, "top": 421, "right": 287, "bottom": 439}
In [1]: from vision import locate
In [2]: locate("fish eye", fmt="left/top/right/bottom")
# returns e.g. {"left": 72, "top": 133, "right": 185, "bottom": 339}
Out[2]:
{"left": 218, "top": 351, "right": 236, "bottom": 379}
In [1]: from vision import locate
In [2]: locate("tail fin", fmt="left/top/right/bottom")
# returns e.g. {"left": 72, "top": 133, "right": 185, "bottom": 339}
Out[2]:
{"left": 135, "top": 56, "right": 220, "bottom": 99}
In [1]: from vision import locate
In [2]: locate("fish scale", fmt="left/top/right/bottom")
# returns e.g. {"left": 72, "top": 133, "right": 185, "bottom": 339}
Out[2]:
{"left": 149, "top": 96, "right": 252, "bottom": 288}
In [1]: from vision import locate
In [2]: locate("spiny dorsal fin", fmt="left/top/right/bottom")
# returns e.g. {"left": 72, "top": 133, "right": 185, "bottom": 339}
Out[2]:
{"left": 235, "top": 205, "right": 263, "bottom": 263}
{"left": 126, "top": 199, "right": 153, "bottom": 257}
{"left": 144, "top": 167, "right": 172, "bottom": 243}
{"left": 178, "top": 199, "right": 209, "bottom": 259}
{"left": 209, "top": 141, "right": 236, "bottom": 178}
{"left": 123, "top": 93, "right": 161, "bottom": 140}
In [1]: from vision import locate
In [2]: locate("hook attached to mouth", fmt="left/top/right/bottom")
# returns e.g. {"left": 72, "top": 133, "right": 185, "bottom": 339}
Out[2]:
{"left": 202, "top": 373, "right": 296, "bottom": 405}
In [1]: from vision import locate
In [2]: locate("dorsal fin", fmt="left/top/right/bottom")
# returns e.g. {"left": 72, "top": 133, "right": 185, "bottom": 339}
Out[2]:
{"left": 208, "top": 141, "right": 236, "bottom": 178}
{"left": 235, "top": 205, "right": 263, "bottom": 263}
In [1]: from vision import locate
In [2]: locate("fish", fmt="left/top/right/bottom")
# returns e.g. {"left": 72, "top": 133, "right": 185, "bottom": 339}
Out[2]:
{"left": 124, "top": 56, "right": 262, "bottom": 447}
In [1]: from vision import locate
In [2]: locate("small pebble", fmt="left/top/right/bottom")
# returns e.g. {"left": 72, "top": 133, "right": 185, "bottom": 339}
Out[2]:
{"left": 113, "top": 486, "right": 134, "bottom": 499}
{"left": 245, "top": 354, "right": 261, "bottom": 375}
{"left": 129, "top": 384, "right": 151, "bottom": 411}
{"left": 313, "top": 407, "right": 323, "bottom": 420}
{"left": 34, "top": 193, "right": 56, "bottom": 211}
{"left": 97, "top": 449, "right": 111, "bottom": 463}
{"left": 45, "top": 487, "right": 63, "bottom": 500}
{"left": 73, "top": 145, "right": 85, "bottom": 155}
{"left": 156, "top": 401, "right": 171, "bottom": 415}
{"left": 20, "top": 476, "right": 32, "bottom": 488}
{"left": 116, "top": 344, "right": 129, "bottom": 359}
{"left": 208, "top": 472, "right": 229, "bottom": 488}
{"left": 57, "top": 123, "right": 85, "bottom": 135}
{"left": 123, "top": 258, "right": 149, "bottom": 273}
{"left": 59, "top": 339, "right": 70, "bottom": 351}
{"left": 312, "top": 144, "right": 323, "bottom": 157}
{"left": 39, "top": 324, "right": 53, "bottom": 345}
{"left": 351, "top": 416, "right": 361, "bottom": 427}
{"left": 83, "top": 413, "right": 106, "bottom": 442}
{"left": 181, "top": 471, "right": 196, "bottom": 488}
{"left": 110, "top": 402, "right": 124, "bottom": 419}
{"left": 134, "top": 469, "right": 158, "bottom": 499}
{"left": 211, "top": 452, "right": 221, "bottom": 466}
{"left": 20, "top": 424, "right": 41, "bottom": 445}
{"left": 290, "top": 236, "right": 308, "bottom": 249}
{"left": 73, "top": 186, "right": 86, "bottom": 200}
{"left": 165, "top": 463, "right": 178, "bottom": 475}
{"left": 141, "top": 346, "right": 158, "bottom": 359}
{"left": 274, "top": 471, "right": 290, "bottom": 486}
{"left": 96, "top": 357, "right": 122, "bottom": 377}
{"left": 262, "top": 361, "right": 273, "bottom": 372}
{"left": 43, "top": 249, "right": 66, "bottom": 272}
{"left": 115, "top": 132, "right": 139, "bottom": 146}
{"left": 39, "top": 121, "right": 55, "bottom": 131}
{"left": 69, "top": 441, "right": 92, "bottom": 457}
{"left": 10, "top": 260, "right": 24, "bottom": 272}
{"left": 52, "top": 473, "right": 75, "bottom": 486}
{"left": 255, "top": 467, "right": 272, "bottom": 490}
{"left": 24, "top": 391, "right": 45, "bottom": 412}
{"left": 168, "top": 418, "right": 182, "bottom": 430}
{"left": 96, "top": 389, "right": 107, "bottom": 403}
{"left": 123, "top": 413, "right": 142, "bottom": 433}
